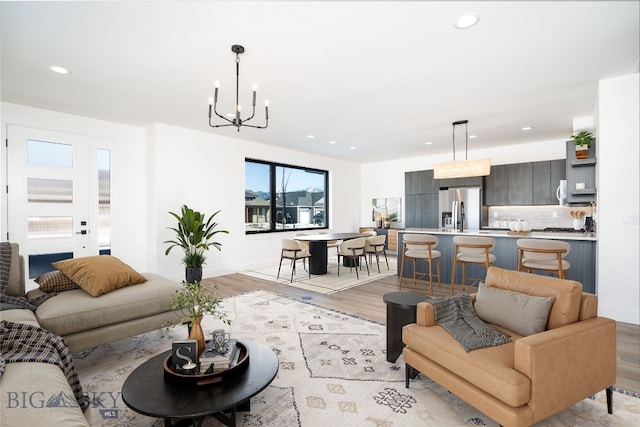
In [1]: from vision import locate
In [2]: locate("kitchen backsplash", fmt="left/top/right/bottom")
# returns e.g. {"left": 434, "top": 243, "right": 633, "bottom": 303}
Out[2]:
{"left": 487, "top": 205, "right": 596, "bottom": 230}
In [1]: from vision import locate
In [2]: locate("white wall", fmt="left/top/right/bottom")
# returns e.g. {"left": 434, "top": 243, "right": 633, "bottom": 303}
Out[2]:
{"left": 596, "top": 73, "right": 640, "bottom": 325}
{"left": 147, "top": 123, "right": 362, "bottom": 282}
{"left": 0, "top": 104, "right": 362, "bottom": 284}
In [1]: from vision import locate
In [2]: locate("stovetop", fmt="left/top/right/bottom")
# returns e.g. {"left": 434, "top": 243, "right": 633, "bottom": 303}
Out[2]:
{"left": 542, "top": 227, "right": 584, "bottom": 233}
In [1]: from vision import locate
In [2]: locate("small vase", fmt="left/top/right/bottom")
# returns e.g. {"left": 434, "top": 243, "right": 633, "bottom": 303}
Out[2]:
{"left": 189, "top": 316, "right": 206, "bottom": 358}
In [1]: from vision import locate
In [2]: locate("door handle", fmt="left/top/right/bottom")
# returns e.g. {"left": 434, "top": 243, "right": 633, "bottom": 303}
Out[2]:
{"left": 76, "top": 230, "right": 89, "bottom": 235}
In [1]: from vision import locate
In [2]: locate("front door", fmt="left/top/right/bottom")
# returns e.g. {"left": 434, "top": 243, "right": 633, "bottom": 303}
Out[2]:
{"left": 6, "top": 125, "right": 105, "bottom": 282}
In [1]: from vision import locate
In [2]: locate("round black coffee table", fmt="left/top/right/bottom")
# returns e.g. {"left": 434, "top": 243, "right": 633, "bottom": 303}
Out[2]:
{"left": 383, "top": 291, "right": 429, "bottom": 363}
{"left": 122, "top": 339, "right": 278, "bottom": 427}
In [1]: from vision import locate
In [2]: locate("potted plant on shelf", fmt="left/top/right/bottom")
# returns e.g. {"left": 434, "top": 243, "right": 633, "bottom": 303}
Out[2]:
{"left": 571, "top": 131, "right": 594, "bottom": 160}
{"left": 164, "top": 204, "right": 229, "bottom": 284}
{"left": 168, "top": 281, "right": 230, "bottom": 356}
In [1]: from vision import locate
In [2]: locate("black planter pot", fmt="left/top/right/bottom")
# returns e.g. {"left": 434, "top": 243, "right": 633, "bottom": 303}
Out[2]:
{"left": 185, "top": 267, "right": 203, "bottom": 284}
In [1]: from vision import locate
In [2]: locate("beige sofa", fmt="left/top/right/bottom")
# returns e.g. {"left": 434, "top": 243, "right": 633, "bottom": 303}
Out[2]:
{"left": 1, "top": 243, "right": 182, "bottom": 426}
{"left": 402, "top": 266, "right": 617, "bottom": 427}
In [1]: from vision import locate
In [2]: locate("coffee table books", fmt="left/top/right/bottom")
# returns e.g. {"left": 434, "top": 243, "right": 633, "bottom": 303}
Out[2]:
{"left": 200, "top": 339, "right": 239, "bottom": 372}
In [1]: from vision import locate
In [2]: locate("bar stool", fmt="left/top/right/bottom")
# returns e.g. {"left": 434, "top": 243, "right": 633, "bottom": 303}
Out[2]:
{"left": 398, "top": 234, "right": 440, "bottom": 295}
{"left": 517, "top": 239, "right": 570, "bottom": 279}
{"left": 451, "top": 236, "right": 496, "bottom": 295}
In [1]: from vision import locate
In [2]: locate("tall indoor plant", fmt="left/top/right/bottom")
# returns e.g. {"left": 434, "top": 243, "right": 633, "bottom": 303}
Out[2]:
{"left": 164, "top": 204, "right": 229, "bottom": 283}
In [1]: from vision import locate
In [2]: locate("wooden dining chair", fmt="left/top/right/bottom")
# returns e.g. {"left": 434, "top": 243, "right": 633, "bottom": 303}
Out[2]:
{"left": 277, "top": 239, "right": 311, "bottom": 282}
{"left": 336, "top": 237, "right": 369, "bottom": 279}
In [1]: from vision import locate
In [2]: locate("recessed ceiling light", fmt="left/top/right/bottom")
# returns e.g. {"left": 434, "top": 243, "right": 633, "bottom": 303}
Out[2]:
{"left": 425, "top": 141, "right": 433, "bottom": 145}
{"left": 329, "top": 140, "right": 337, "bottom": 145}
{"left": 350, "top": 146, "right": 356, "bottom": 150}
{"left": 50, "top": 66, "right": 70, "bottom": 74}
{"left": 306, "top": 135, "right": 314, "bottom": 139}
{"left": 469, "top": 135, "right": 478, "bottom": 139}
{"left": 455, "top": 14, "right": 479, "bottom": 29}
{"left": 522, "top": 126, "right": 533, "bottom": 131}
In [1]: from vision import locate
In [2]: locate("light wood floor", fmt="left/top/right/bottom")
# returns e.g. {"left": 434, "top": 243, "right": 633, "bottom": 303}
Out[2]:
{"left": 203, "top": 271, "right": 640, "bottom": 394}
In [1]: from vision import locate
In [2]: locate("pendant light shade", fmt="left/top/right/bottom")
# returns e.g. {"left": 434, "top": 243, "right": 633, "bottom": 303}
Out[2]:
{"left": 433, "top": 120, "right": 491, "bottom": 179}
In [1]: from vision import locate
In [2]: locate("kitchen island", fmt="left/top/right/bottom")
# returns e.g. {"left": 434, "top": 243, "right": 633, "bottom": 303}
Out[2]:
{"left": 397, "top": 229, "right": 597, "bottom": 293}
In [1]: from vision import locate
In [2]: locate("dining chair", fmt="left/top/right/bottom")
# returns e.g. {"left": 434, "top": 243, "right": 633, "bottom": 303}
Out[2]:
{"left": 364, "top": 235, "right": 389, "bottom": 273}
{"left": 277, "top": 239, "right": 311, "bottom": 283}
{"left": 336, "top": 237, "right": 369, "bottom": 279}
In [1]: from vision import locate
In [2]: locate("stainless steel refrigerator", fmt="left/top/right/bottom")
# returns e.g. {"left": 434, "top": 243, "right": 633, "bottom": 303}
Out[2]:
{"left": 438, "top": 187, "right": 482, "bottom": 231}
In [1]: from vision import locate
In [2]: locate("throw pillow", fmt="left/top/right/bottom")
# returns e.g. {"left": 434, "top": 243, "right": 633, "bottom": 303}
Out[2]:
{"left": 53, "top": 255, "right": 147, "bottom": 297}
{"left": 474, "top": 282, "right": 555, "bottom": 336}
{"left": 34, "top": 270, "right": 80, "bottom": 293}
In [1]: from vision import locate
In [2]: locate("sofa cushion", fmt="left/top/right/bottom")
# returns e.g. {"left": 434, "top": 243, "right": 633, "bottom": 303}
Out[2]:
{"left": 0, "top": 309, "right": 40, "bottom": 328}
{"left": 53, "top": 255, "right": 147, "bottom": 297}
{"left": 474, "top": 282, "right": 554, "bottom": 336}
{"left": 0, "top": 362, "right": 89, "bottom": 427}
{"left": 35, "top": 273, "right": 179, "bottom": 337}
{"left": 34, "top": 270, "right": 80, "bottom": 293}
{"left": 484, "top": 267, "right": 582, "bottom": 329}
{"left": 403, "top": 322, "right": 530, "bottom": 407}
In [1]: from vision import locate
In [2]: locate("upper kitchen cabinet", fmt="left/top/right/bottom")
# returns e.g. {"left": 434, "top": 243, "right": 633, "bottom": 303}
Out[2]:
{"left": 484, "top": 160, "right": 566, "bottom": 206}
{"left": 532, "top": 159, "right": 567, "bottom": 205}
{"left": 566, "top": 140, "right": 596, "bottom": 205}
{"left": 508, "top": 163, "right": 533, "bottom": 205}
{"left": 484, "top": 164, "right": 509, "bottom": 205}
{"left": 438, "top": 176, "right": 482, "bottom": 188}
{"left": 405, "top": 170, "right": 438, "bottom": 195}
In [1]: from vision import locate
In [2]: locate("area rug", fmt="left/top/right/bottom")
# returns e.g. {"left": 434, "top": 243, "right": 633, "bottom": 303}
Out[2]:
{"left": 242, "top": 255, "right": 397, "bottom": 294}
{"left": 73, "top": 291, "right": 640, "bottom": 426}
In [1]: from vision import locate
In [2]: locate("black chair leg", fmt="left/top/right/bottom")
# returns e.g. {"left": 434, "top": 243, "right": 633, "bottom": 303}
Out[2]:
{"left": 276, "top": 256, "right": 284, "bottom": 279}
{"left": 606, "top": 386, "right": 613, "bottom": 414}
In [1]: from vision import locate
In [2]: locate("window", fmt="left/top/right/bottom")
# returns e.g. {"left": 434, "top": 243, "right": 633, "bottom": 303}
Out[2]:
{"left": 245, "top": 159, "right": 328, "bottom": 233}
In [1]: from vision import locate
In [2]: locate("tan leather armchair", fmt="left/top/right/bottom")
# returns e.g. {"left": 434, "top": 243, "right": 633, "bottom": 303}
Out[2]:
{"left": 402, "top": 267, "right": 616, "bottom": 427}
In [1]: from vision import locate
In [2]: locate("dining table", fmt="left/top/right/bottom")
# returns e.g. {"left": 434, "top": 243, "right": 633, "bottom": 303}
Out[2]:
{"left": 294, "top": 232, "right": 371, "bottom": 275}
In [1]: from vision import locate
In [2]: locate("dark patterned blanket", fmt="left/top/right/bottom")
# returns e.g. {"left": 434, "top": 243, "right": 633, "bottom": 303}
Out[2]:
{"left": 0, "top": 320, "right": 89, "bottom": 409}
{"left": 431, "top": 293, "right": 511, "bottom": 352}
{"left": 0, "top": 241, "right": 54, "bottom": 310}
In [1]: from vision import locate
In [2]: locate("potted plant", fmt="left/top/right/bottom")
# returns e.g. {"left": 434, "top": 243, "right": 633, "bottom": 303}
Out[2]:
{"left": 164, "top": 204, "right": 229, "bottom": 283}
{"left": 168, "top": 281, "right": 230, "bottom": 356}
{"left": 570, "top": 131, "right": 594, "bottom": 160}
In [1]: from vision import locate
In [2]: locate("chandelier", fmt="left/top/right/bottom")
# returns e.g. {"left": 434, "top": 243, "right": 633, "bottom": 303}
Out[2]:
{"left": 208, "top": 45, "right": 269, "bottom": 131}
{"left": 434, "top": 120, "right": 491, "bottom": 179}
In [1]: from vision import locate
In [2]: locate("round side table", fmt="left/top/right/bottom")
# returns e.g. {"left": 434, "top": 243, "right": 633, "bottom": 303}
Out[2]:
{"left": 382, "top": 291, "right": 429, "bottom": 363}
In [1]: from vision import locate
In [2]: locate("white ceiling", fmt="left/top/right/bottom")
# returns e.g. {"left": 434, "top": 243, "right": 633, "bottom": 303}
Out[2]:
{"left": 1, "top": 1, "right": 638, "bottom": 163}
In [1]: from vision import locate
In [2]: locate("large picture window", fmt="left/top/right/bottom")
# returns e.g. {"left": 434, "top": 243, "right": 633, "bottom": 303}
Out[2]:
{"left": 245, "top": 159, "right": 328, "bottom": 234}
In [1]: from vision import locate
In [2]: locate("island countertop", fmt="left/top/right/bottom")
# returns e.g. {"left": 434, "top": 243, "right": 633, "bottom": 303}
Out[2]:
{"left": 400, "top": 228, "right": 597, "bottom": 242}
{"left": 397, "top": 229, "right": 597, "bottom": 293}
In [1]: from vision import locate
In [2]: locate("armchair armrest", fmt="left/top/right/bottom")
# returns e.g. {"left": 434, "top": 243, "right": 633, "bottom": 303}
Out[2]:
{"left": 514, "top": 317, "right": 617, "bottom": 422}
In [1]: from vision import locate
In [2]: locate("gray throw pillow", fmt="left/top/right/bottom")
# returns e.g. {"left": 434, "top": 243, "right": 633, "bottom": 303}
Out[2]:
{"left": 474, "top": 282, "right": 555, "bottom": 336}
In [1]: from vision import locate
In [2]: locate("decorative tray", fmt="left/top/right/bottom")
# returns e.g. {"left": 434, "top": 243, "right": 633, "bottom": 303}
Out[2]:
{"left": 163, "top": 341, "right": 249, "bottom": 387}
{"left": 507, "top": 231, "right": 531, "bottom": 236}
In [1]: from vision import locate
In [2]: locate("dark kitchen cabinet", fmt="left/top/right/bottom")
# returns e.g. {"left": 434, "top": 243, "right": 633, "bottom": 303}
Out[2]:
{"left": 508, "top": 163, "right": 533, "bottom": 205}
{"left": 405, "top": 170, "right": 438, "bottom": 195}
{"left": 405, "top": 194, "right": 439, "bottom": 228}
{"left": 438, "top": 176, "right": 482, "bottom": 188}
{"left": 485, "top": 160, "right": 566, "bottom": 206}
{"left": 484, "top": 164, "right": 509, "bottom": 205}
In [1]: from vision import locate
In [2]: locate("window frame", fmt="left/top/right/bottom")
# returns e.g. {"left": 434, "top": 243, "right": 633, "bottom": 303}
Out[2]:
{"left": 245, "top": 158, "right": 329, "bottom": 234}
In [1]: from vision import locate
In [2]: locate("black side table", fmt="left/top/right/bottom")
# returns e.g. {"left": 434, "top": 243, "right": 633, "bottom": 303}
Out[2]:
{"left": 383, "top": 291, "right": 429, "bottom": 363}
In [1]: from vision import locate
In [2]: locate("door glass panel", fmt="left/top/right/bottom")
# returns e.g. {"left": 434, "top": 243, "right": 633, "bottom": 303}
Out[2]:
{"left": 27, "top": 178, "right": 73, "bottom": 203}
{"left": 27, "top": 216, "right": 73, "bottom": 239}
{"left": 26, "top": 139, "right": 73, "bottom": 168}
{"left": 98, "top": 149, "right": 111, "bottom": 254}
{"left": 28, "top": 252, "right": 73, "bottom": 279}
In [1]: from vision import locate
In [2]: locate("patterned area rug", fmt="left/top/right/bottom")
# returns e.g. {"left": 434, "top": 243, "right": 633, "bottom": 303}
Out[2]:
{"left": 73, "top": 291, "right": 640, "bottom": 426}
{"left": 243, "top": 255, "right": 397, "bottom": 294}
